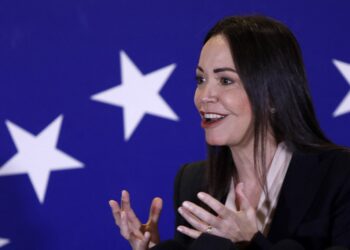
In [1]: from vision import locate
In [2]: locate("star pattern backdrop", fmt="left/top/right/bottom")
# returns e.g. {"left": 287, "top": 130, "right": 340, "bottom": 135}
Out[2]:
{"left": 0, "top": 0, "right": 350, "bottom": 249}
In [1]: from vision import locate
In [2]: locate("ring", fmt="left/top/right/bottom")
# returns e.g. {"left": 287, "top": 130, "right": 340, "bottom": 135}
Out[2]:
{"left": 205, "top": 225, "right": 213, "bottom": 233}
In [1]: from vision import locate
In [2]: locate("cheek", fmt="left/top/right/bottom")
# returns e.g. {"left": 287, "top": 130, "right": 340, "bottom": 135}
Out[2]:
{"left": 240, "top": 97, "right": 252, "bottom": 117}
{"left": 194, "top": 89, "right": 201, "bottom": 110}
{"left": 222, "top": 91, "right": 250, "bottom": 114}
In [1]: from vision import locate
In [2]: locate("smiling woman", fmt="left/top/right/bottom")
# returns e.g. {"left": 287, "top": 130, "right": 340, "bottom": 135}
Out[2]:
{"left": 109, "top": 15, "right": 350, "bottom": 250}
{"left": 194, "top": 35, "right": 253, "bottom": 148}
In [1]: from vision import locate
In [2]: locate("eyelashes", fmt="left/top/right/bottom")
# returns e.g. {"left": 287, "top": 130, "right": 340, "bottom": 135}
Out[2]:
{"left": 195, "top": 75, "right": 235, "bottom": 86}
{"left": 219, "top": 77, "right": 234, "bottom": 85}
{"left": 195, "top": 76, "right": 205, "bottom": 85}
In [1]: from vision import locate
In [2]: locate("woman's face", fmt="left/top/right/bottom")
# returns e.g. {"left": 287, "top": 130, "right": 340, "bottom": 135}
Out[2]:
{"left": 194, "top": 35, "right": 254, "bottom": 148}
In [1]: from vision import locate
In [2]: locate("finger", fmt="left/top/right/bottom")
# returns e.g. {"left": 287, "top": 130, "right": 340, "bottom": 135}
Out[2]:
{"left": 121, "top": 190, "right": 132, "bottom": 211}
{"left": 120, "top": 211, "right": 131, "bottom": 239}
{"left": 141, "top": 231, "right": 151, "bottom": 249}
{"left": 109, "top": 200, "right": 121, "bottom": 226}
{"left": 110, "top": 200, "right": 143, "bottom": 239}
{"left": 125, "top": 209, "right": 142, "bottom": 230}
{"left": 131, "top": 231, "right": 151, "bottom": 250}
{"left": 177, "top": 225, "right": 201, "bottom": 239}
{"left": 148, "top": 197, "right": 163, "bottom": 224}
{"left": 129, "top": 231, "right": 150, "bottom": 250}
{"left": 197, "top": 192, "right": 230, "bottom": 218}
{"left": 178, "top": 206, "right": 209, "bottom": 232}
{"left": 132, "top": 229, "right": 145, "bottom": 241}
{"left": 121, "top": 211, "right": 145, "bottom": 241}
{"left": 121, "top": 190, "right": 142, "bottom": 229}
{"left": 181, "top": 201, "right": 219, "bottom": 227}
{"left": 235, "top": 182, "right": 251, "bottom": 211}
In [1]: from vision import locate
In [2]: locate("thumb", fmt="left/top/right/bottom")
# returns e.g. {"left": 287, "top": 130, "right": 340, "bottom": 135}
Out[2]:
{"left": 148, "top": 197, "right": 163, "bottom": 224}
{"left": 235, "top": 182, "right": 250, "bottom": 211}
{"left": 140, "top": 231, "right": 152, "bottom": 249}
{"left": 130, "top": 231, "right": 151, "bottom": 250}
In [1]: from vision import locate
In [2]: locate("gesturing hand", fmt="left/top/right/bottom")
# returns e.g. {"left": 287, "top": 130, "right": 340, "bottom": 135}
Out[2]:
{"left": 109, "top": 190, "right": 163, "bottom": 250}
{"left": 177, "top": 183, "right": 258, "bottom": 243}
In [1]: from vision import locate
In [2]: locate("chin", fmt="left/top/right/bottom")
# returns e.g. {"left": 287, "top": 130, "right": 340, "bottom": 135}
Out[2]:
{"left": 205, "top": 136, "right": 227, "bottom": 146}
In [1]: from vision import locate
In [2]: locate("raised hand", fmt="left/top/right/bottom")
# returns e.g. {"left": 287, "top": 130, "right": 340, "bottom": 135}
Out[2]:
{"left": 177, "top": 182, "right": 258, "bottom": 242}
{"left": 109, "top": 190, "right": 163, "bottom": 250}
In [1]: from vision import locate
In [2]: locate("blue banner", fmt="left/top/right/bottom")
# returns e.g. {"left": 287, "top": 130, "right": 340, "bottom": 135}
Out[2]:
{"left": 0, "top": 0, "right": 349, "bottom": 249}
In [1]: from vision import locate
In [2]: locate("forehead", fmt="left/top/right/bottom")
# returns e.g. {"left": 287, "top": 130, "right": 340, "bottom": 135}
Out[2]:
{"left": 198, "top": 35, "right": 235, "bottom": 69}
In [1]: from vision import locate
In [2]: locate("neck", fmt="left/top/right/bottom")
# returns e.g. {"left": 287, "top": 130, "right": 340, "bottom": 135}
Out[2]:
{"left": 229, "top": 137, "right": 277, "bottom": 184}
{"left": 228, "top": 136, "right": 278, "bottom": 209}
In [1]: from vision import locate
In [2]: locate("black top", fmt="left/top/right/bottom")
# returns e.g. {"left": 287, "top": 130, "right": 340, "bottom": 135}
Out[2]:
{"left": 173, "top": 149, "right": 350, "bottom": 249}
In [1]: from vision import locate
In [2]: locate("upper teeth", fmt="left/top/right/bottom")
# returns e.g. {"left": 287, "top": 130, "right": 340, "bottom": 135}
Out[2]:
{"left": 204, "top": 113, "right": 225, "bottom": 119}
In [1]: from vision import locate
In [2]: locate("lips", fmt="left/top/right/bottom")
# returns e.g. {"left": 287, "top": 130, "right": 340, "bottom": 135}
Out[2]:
{"left": 200, "top": 112, "right": 227, "bottom": 128}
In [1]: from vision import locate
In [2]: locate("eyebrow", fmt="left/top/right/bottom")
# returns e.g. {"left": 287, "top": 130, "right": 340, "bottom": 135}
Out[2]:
{"left": 196, "top": 66, "right": 236, "bottom": 73}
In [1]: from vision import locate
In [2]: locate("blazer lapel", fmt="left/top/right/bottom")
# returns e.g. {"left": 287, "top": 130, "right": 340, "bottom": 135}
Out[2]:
{"left": 268, "top": 150, "right": 328, "bottom": 242}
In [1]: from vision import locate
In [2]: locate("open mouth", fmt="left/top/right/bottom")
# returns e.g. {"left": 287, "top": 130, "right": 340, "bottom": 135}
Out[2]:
{"left": 201, "top": 112, "right": 227, "bottom": 125}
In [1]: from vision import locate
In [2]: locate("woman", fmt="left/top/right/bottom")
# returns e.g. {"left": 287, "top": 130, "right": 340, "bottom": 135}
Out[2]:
{"left": 109, "top": 15, "right": 350, "bottom": 250}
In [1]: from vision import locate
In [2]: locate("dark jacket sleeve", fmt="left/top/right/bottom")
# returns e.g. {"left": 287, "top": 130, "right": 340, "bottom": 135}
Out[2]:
{"left": 247, "top": 232, "right": 273, "bottom": 250}
{"left": 173, "top": 162, "right": 207, "bottom": 247}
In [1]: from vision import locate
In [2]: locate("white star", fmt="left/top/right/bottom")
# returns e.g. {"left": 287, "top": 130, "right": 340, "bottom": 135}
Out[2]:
{"left": 0, "top": 238, "right": 10, "bottom": 248}
{"left": 0, "top": 115, "right": 84, "bottom": 203}
{"left": 333, "top": 59, "right": 350, "bottom": 117}
{"left": 91, "top": 51, "right": 179, "bottom": 140}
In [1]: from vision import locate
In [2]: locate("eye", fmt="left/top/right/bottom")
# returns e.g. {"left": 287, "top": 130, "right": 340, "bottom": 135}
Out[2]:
{"left": 195, "top": 75, "right": 206, "bottom": 85}
{"left": 220, "top": 77, "right": 234, "bottom": 86}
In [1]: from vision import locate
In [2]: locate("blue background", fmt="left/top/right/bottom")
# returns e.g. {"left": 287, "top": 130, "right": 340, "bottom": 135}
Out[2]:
{"left": 0, "top": 0, "right": 350, "bottom": 249}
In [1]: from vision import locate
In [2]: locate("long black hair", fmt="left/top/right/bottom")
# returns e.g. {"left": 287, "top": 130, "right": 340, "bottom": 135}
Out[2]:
{"left": 203, "top": 15, "right": 340, "bottom": 200}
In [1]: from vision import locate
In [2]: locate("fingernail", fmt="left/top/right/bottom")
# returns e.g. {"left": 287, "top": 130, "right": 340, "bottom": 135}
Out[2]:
{"left": 108, "top": 200, "right": 113, "bottom": 207}
{"left": 177, "top": 226, "right": 183, "bottom": 232}
{"left": 197, "top": 192, "right": 204, "bottom": 199}
{"left": 144, "top": 231, "right": 151, "bottom": 238}
{"left": 178, "top": 207, "right": 183, "bottom": 213}
{"left": 182, "top": 201, "right": 191, "bottom": 209}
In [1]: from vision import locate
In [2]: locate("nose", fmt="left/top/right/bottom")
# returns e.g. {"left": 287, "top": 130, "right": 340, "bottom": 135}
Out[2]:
{"left": 201, "top": 96, "right": 218, "bottom": 103}
{"left": 200, "top": 83, "right": 218, "bottom": 104}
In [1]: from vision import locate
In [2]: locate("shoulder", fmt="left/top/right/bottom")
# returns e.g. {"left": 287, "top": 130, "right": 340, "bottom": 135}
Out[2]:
{"left": 174, "top": 161, "right": 207, "bottom": 206}
{"left": 294, "top": 148, "right": 350, "bottom": 171}
{"left": 313, "top": 148, "right": 350, "bottom": 176}
{"left": 175, "top": 161, "right": 207, "bottom": 182}
{"left": 284, "top": 148, "right": 350, "bottom": 201}
{"left": 318, "top": 149, "right": 350, "bottom": 187}
{"left": 317, "top": 148, "right": 350, "bottom": 161}
{"left": 292, "top": 148, "right": 350, "bottom": 192}
{"left": 174, "top": 161, "right": 207, "bottom": 191}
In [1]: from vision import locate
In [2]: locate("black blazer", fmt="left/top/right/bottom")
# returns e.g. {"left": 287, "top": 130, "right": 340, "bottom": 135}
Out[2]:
{"left": 173, "top": 149, "right": 350, "bottom": 249}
